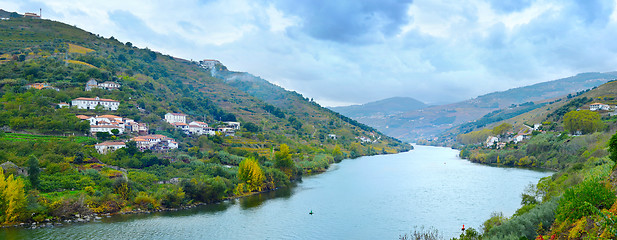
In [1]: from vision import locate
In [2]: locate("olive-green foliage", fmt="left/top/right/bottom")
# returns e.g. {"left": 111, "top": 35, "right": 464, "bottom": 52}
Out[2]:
{"left": 608, "top": 131, "right": 617, "bottom": 161}
{"left": 492, "top": 123, "right": 512, "bottom": 136}
{"left": 181, "top": 176, "right": 232, "bottom": 203}
{"left": 457, "top": 129, "right": 493, "bottom": 145}
{"left": 484, "top": 198, "right": 559, "bottom": 240}
{"left": 555, "top": 179, "right": 616, "bottom": 222}
{"left": 563, "top": 110, "right": 603, "bottom": 134}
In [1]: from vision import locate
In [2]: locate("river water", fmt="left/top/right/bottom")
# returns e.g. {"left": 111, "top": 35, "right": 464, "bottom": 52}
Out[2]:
{"left": 1, "top": 145, "right": 553, "bottom": 239}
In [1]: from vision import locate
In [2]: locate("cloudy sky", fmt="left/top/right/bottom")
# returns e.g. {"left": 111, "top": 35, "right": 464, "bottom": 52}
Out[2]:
{"left": 4, "top": 0, "right": 617, "bottom": 106}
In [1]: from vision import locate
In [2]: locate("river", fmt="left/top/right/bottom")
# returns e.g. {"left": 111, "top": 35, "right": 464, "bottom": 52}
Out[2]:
{"left": 1, "top": 145, "right": 553, "bottom": 239}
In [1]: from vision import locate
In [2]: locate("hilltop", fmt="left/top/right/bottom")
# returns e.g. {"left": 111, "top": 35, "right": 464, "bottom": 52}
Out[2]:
{"left": 0, "top": 17, "right": 409, "bottom": 225}
{"left": 449, "top": 80, "right": 617, "bottom": 240}
{"left": 329, "top": 97, "right": 427, "bottom": 119}
{"left": 342, "top": 72, "right": 617, "bottom": 142}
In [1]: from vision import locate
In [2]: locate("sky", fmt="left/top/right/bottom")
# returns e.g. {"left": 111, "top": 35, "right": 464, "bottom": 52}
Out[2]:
{"left": 4, "top": 0, "right": 617, "bottom": 106}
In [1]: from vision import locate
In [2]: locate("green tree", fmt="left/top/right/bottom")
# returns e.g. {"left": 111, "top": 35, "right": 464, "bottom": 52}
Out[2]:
{"left": 608, "top": 132, "right": 617, "bottom": 161}
{"left": 563, "top": 110, "right": 603, "bottom": 134}
{"left": 275, "top": 144, "right": 296, "bottom": 178}
{"left": 27, "top": 155, "right": 40, "bottom": 189}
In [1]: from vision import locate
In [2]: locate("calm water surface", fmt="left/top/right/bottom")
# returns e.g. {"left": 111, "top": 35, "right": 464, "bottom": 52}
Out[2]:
{"left": 1, "top": 145, "right": 553, "bottom": 239}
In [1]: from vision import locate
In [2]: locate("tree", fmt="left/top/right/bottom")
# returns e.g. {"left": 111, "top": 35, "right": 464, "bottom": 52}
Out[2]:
{"left": 332, "top": 145, "right": 343, "bottom": 162}
{"left": 27, "top": 155, "right": 40, "bottom": 189}
{"left": 608, "top": 132, "right": 617, "bottom": 162}
{"left": 0, "top": 168, "right": 26, "bottom": 224}
{"left": 274, "top": 144, "right": 296, "bottom": 179}
{"left": 111, "top": 129, "right": 120, "bottom": 135}
{"left": 563, "top": 110, "right": 602, "bottom": 134}
{"left": 237, "top": 157, "right": 265, "bottom": 193}
{"left": 74, "top": 152, "right": 84, "bottom": 164}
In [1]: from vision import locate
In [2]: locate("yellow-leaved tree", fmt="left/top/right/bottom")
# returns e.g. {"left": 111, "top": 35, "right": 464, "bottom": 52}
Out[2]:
{"left": 237, "top": 157, "right": 265, "bottom": 194}
{"left": 0, "top": 168, "right": 26, "bottom": 224}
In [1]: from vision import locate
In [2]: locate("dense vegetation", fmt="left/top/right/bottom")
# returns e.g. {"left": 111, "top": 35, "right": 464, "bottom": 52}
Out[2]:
{"left": 445, "top": 81, "right": 617, "bottom": 240}
{"left": 0, "top": 18, "right": 410, "bottom": 225}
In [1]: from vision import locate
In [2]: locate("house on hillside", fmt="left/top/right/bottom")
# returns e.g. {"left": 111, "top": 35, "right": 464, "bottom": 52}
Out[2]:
{"left": 71, "top": 97, "right": 120, "bottom": 110}
{"left": 328, "top": 134, "right": 337, "bottom": 140}
{"left": 199, "top": 59, "right": 220, "bottom": 69}
{"left": 590, "top": 103, "right": 610, "bottom": 111}
{"left": 86, "top": 79, "right": 121, "bottom": 91}
{"left": 57, "top": 102, "right": 70, "bottom": 108}
{"left": 85, "top": 79, "right": 99, "bottom": 91}
{"left": 486, "top": 136, "right": 499, "bottom": 148}
{"left": 165, "top": 113, "right": 187, "bottom": 124}
{"left": 27, "top": 83, "right": 59, "bottom": 91}
{"left": 131, "top": 134, "right": 178, "bottom": 151}
{"left": 90, "top": 124, "right": 124, "bottom": 134}
{"left": 95, "top": 141, "right": 126, "bottom": 154}
{"left": 224, "top": 121, "right": 241, "bottom": 130}
{"left": 99, "top": 81, "right": 121, "bottom": 90}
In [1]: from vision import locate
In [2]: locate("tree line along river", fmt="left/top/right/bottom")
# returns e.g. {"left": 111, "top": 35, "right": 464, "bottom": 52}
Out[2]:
{"left": 1, "top": 145, "right": 553, "bottom": 240}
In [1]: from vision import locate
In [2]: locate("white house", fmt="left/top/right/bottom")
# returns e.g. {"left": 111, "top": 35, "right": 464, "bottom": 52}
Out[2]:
{"left": 71, "top": 97, "right": 119, "bottom": 111}
{"left": 199, "top": 59, "right": 220, "bottom": 69}
{"left": 224, "top": 121, "right": 241, "bottom": 130}
{"left": 86, "top": 79, "right": 121, "bottom": 91}
{"left": 57, "top": 102, "right": 70, "bottom": 108}
{"left": 99, "top": 81, "right": 121, "bottom": 90}
{"left": 85, "top": 79, "right": 99, "bottom": 91}
{"left": 95, "top": 141, "right": 126, "bottom": 154}
{"left": 90, "top": 124, "right": 124, "bottom": 134}
{"left": 165, "top": 113, "right": 187, "bottom": 124}
{"left": 486, "top": 136, "right": 499, "bottom": 147}
{"left": 171, "top": 122, "right": 189, "bottom": 134}
{"left": 590, "top": 103, "right": 610, "bottom": 111}
{"left": 328, "top": 134, "right": 337, "bottom": 140}
{"left": 131, "top": 134, "right": 178, "bottom": 151}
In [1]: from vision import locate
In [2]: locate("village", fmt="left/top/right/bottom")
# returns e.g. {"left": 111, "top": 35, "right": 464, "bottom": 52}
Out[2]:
{"left": 484, "top": 102, "right": 615, "bottom": 149}
{"left": 26, "top": 79, "right": 241, "bottom": 155}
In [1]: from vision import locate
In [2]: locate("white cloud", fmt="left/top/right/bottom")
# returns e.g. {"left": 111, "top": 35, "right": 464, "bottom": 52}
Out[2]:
{"left": 3, "top": 0, "right": 617, "bottom": 106}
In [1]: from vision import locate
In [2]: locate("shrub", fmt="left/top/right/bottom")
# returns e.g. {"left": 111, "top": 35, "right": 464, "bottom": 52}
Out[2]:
{"left": 556, "top": 179, "right": 616, "bottom": 222}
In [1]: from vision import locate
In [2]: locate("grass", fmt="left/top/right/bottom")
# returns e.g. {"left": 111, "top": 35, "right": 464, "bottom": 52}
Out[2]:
{"left": 68, "top": 43, "right": 94, "bottom": 54}
{"left": 65, "top": 59, "right": 96, "bottom": 68}
{"left": 1, "top": 133, "right": 94, "bottom": 143}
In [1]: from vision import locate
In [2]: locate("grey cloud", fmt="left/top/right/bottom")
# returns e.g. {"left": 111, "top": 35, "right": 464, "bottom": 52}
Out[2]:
{"left": 274, "top": 0, "right": 413, "bottom": 44}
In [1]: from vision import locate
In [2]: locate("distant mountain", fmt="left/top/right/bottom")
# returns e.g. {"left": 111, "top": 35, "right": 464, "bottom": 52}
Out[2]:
{"left": 345, "top": 72, "right": 617, "bottom": 141}
{"left": 329, "top": 97, "right": 428, "bottom": 119}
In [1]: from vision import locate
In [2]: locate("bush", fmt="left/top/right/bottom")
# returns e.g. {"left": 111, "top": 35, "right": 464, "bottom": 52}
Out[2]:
{"left": 556, "top": 179, "right": 616, "bottom": 222}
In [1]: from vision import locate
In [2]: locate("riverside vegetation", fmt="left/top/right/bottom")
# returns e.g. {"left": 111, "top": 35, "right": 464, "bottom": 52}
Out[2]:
{"left": 0, "top": 17, "right": 410, "bottom": 226}
{"left": 419, "top": 81, "right": 617, "bottom": 240}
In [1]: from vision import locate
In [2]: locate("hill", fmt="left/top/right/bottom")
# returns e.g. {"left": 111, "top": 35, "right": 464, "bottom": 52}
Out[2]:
{"left": 329, "top": 97, "right": 427, "bottom": 119}
{"left": 351, "top": 72, "right": 617, "bottom": 141}
{"left": 450, "top": 80, "right": 617, "bottom": 240}
{"left": 0, "top": 17, "right": 410, "bottom": 224}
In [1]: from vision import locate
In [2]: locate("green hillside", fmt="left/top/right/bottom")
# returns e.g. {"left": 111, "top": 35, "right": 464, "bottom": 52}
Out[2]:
{"left": 0, "top": 17, "right": 410, "bottom": 225}
{"left": 350, "top": 72, "right": 617, "bottom": 142}
{"left": 449, "top": 81, "right": 617, "bottom": 239}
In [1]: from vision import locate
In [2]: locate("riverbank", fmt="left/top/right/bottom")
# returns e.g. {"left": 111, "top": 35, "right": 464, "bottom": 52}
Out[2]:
{"left": 1, "top": 148, "right": 411, "bottom": 230}
{"left": 2, "top": 145, "right": 551, "bottom": 239}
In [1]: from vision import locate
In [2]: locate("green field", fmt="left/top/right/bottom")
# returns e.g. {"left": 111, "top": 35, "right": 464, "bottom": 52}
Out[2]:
{"left": 0, "top": 132, "right": 94, "bottom": 143}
